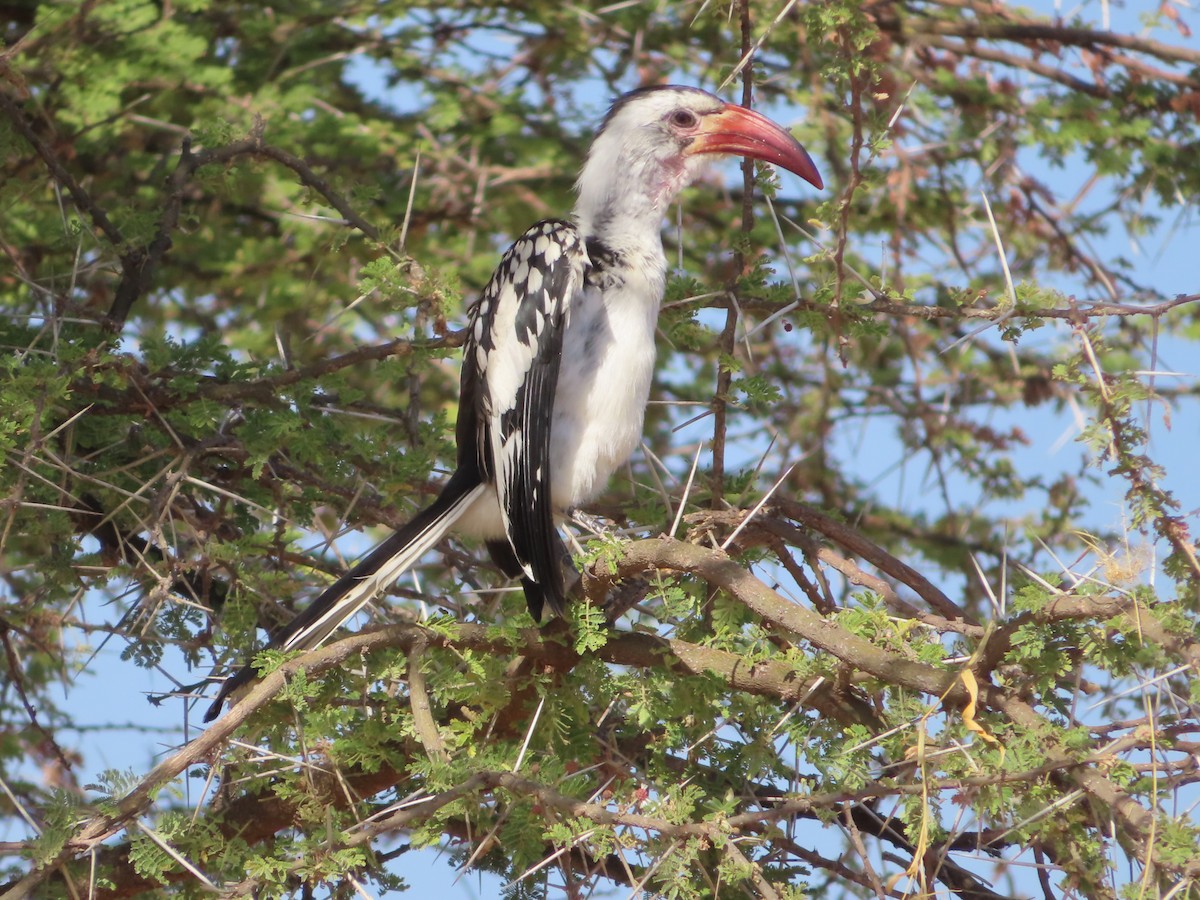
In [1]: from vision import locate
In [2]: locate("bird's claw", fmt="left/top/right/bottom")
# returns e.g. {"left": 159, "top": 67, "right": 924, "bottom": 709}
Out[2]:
{"left": 567, "top": 507, "right": 609, "bottom": 536}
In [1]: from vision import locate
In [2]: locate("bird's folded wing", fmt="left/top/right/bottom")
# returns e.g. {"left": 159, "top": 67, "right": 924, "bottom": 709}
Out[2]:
{"left": 468, "top": 220, "right": 587, "bottom": 616}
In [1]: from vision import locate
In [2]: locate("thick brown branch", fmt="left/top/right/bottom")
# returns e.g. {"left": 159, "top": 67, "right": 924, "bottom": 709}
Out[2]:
{"left": 590, "top": 537, "right": 962, "bottom": 699}
{"left": 585, "top": 537, "right": 1196, "bottom": 881}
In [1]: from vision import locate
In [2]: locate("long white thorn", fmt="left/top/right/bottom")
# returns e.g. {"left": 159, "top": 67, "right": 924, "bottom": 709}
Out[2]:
{"left": 671, "top": 440, "right": 705, "bottom": 538}
{"left": 512, "top": 695, "right": 545, "bottom": 773}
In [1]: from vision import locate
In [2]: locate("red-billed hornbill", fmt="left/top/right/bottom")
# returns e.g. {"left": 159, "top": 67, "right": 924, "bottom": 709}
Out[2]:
{"left": 204, "top": 85, "right": 822, "bottom": 721}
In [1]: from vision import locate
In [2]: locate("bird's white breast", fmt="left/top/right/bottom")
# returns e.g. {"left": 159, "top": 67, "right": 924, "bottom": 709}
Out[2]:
{"left": 549, "top": 246, "right": 666, "bottom": 507}
{"left": 452, "top": 241, "right": 665, "bottom": 541}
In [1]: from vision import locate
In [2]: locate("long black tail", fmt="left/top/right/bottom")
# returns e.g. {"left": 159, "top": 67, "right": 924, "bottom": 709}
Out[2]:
{"left": 203, "top": 478, "right": 487, "bottom": 721}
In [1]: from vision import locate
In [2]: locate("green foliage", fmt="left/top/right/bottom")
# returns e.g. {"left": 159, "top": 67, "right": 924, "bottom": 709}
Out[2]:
{"left": 84, "top": 768, "right": 144, "bottom": 814}
{"left": 569, "top": 597, "right": 609, "bottom": 654}
{"left": 26, "top": 790, "right": 83, "bottom": 868}
{"left": 2, "top": 0, "right": 1198, "bottom": 896}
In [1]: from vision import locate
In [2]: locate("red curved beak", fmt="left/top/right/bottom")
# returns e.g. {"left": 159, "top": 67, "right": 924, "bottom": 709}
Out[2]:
{"left": 687, "top": 103, "right": 824, "bottom": 191}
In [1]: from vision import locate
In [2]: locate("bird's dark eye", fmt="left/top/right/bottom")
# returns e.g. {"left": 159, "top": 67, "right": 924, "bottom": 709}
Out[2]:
{"left": 668, "top": 109, "right": 699, "bottom": 129}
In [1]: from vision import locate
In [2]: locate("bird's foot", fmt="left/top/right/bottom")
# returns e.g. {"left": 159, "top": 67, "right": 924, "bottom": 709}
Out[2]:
{"left": 567, "top": 507, "right": 610, "bottom": 536}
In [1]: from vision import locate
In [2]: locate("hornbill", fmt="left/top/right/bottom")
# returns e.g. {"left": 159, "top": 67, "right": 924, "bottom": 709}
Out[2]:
{"left": 204, "top": 85, "right": 823, "bottom": 721}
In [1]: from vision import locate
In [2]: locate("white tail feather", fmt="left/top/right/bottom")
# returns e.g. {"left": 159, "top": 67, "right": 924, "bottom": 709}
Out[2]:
{"left": 280, "top": 483, "right": 487, "bottom": 652}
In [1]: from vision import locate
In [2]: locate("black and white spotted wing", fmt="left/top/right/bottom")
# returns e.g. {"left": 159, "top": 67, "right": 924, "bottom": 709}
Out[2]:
{"left": 463, "top": 220, "right": 587, "bottom": 618}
